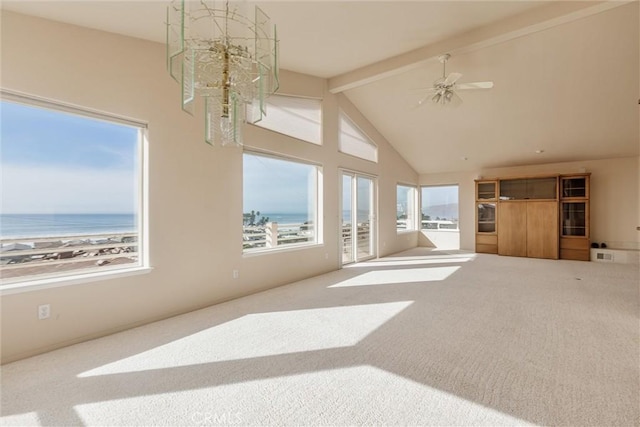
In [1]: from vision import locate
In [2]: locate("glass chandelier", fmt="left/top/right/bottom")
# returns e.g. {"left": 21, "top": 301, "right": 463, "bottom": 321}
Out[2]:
{"left": 166, "top": 0, "right": 279, "bottom": 146}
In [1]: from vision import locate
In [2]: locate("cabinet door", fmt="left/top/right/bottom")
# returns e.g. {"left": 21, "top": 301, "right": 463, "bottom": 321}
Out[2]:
{"left": 477, "top": 203, "right": 496, "bottom": 233}
{"left": 477, "top": 181, "right": 497, "bottom": 201}
{"left": 561, "top": 177, "right": 588, "bottom": 199}
{"left": 498, "top": 203, "right": 527, "bottom": 257}
{"left": 527, "top": 201, "right": 559, "bottom": 259}
{"left": 561, "top": 202, "right": 587, "bottom": 236}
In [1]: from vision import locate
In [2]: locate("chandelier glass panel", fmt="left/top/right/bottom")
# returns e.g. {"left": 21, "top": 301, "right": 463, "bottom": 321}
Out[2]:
{"left": 167, "top": 0, "right": 279, "bottom": 146}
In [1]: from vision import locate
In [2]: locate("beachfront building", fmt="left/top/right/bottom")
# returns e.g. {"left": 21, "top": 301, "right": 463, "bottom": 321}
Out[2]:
{"left": 0, "top": 2, "right": 638, "bottom": 426}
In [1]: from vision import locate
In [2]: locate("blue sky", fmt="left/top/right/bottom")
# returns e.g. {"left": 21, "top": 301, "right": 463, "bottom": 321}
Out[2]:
{"left": 2, "top": 101, "right": 312, "bottom": 217}
{"left": 422, "top": 185, "right": 459, "bottom": 209}
{"left": 1, "top": 101, "right": 139, "bottom": 214}
{"left": 422, "top": 185, "right": 459, "bottom": 220}
{"left": 243, "top": 153, "right": 313, "bottom": 214}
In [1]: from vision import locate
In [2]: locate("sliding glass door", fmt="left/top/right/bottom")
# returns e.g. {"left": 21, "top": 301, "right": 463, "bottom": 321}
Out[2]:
{"left": 342, "top": 174, "right": 355, "bottom": 264}
{"left": 341, "top": 171, "right": 376, "bottom": 265}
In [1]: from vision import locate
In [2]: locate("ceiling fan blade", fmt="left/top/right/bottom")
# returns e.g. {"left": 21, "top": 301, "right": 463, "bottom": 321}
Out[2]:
{"left": 433, "top": 77, "right": 445, "bottom": 86}
{"left": 443, "top": 72, "right": 462, "bottom": 86}
{"left": 456, "top": 81, "right": 494, "bottom": 90}
{"left": 449, "top": 91, "right": 463, "bottom": 107}
{"left": 410, "top": 87, "right": 438, "bottom": 92}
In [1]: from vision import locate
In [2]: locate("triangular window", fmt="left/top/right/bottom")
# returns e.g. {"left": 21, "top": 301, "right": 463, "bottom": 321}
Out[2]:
{"left": 338, "top": 111, "right": 377, "bottom": 162}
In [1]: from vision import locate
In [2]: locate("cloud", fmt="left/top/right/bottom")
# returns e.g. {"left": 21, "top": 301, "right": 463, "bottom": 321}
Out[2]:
{"left": 1, "top": 165, "right": 138, "bottom": 214}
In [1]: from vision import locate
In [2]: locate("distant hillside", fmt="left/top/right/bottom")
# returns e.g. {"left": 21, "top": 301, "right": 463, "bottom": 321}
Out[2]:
{"left": 423, "top": 203, "right": 458, "bottom": 221}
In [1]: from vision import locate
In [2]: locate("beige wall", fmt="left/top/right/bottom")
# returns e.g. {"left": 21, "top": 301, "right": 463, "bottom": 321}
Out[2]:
{"left": 0, "top": 12, "right": 418, "bottom": 363}
{"left": 420, "top": 157, "right": 640, "bottom": 251}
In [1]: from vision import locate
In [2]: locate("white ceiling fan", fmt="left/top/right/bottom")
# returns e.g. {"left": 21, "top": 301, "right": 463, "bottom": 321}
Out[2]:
{"left": 416, "top": 54, "right": 494, "bottom": 106}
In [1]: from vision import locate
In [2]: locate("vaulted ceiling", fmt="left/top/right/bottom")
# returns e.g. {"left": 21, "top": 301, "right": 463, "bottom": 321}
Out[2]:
{"left": 3, "top": 1, "right": 638, "bottom": 174}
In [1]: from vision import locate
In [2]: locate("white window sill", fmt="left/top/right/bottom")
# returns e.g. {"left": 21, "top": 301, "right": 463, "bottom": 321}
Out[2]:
{"left": 243, "top": 242, "right": 323, "bottom": 257}
{"left": 0, "top": 266, "right": 153, "bottom": 295}
{"left": 397, "top": 229, "right": 418, "bottom": 234}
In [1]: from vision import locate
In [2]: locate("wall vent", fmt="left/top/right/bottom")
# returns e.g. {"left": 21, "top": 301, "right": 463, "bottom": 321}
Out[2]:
{"left": 595, "top": 252, "right": 613, "bottom": 262}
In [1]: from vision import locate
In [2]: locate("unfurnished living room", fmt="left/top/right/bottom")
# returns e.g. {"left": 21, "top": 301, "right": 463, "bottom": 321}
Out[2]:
{"left": 0, "top": 1, "right": 638, "bottom": 426}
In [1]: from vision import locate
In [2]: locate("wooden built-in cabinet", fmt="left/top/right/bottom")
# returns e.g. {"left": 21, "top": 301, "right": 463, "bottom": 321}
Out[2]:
{"left": 475, "top": 180, "right": 498, "bottom": 254}
{"left": 475, "top": 173, "right": 590, "bottom": 261}
{"left": 498, "top": 201, "right": 561, "bottom": 258}
{"left": 559, "top": 175, "right": 590, "bottom": 261}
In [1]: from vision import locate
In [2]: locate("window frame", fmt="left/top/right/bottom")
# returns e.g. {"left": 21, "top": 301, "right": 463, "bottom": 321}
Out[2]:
{"left": 396, "top": 183, "right": 418, "bottom": 232}
{"left": 0, "top": 89, "right": 150, "bottom": 294}
{"left": 242, "top": 150, "right": 323, "bottom": 255}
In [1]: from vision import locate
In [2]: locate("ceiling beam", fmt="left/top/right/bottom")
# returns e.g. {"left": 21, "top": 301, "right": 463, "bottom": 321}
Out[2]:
{"left": 328, "top": 1, "right": 632, "bottom": 94}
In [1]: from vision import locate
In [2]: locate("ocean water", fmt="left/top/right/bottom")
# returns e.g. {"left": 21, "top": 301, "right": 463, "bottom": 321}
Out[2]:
{"left": 254, "top": 213, "right": 311, "bottom": 224}
{"left": 2, "top": 211, "right": 370, "bottom": 239}
{"left": 0, "top": 214, "right": 136, "bottom": 239}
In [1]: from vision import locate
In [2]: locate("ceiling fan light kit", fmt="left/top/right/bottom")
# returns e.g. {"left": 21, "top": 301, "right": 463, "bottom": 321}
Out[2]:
{"left": 417, "top": 53, "right": 494, "bottom": 107}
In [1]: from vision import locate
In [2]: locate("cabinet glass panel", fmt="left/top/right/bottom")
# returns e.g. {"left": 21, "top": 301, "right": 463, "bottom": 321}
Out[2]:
{"left": 528, "top": 177, "right": 557, "bottom": 199}
{"left": 500, "top": 178, "right": 556, "bottom": 200}
{"left": 499, "top": 179, "right": 526, "bottom": 200}
{"left": 477, "top": 203, "right": 496, "bottom": 233}
{"left": 562, "top": 202, "right": 586, "bottom": 236}
{"left": 562, "top": 177, "right": 586, "bottom": 198}
{"left": 477, "top": 182, "right": 496, "bottom": 200}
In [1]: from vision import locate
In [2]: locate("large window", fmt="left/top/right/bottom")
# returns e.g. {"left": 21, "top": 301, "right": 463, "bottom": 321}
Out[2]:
{"left": 0, "top": 93, "right": 146, "bottom": 288}
{"left": 397, "top": 184, "right": 417, "bottom": 231}
{"left": 338, "top": 111, "right": 378, "bottom": 162}
{"left": 421, "top": 185, "right": 459, "bottom": 230}
{"left": 243, "top": 152, "right": 321, "bottom": 252}
{"left": 252, "top": 94, "right": 322, "bottom": 145}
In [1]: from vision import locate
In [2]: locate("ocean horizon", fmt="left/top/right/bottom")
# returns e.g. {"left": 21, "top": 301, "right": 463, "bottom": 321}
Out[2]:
{"left": 2, "top": 210, "right": 375, "bottom": 239}
{"left": 250, "top": 212, "right": 312, "bottom": 224}
{"left": 0, "top": 213, "right": 137, "bottom": 239}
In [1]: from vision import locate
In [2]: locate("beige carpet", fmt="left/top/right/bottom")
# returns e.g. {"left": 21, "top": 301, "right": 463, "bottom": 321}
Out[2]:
{"left": 1, "top": 249, "right": 638, "bottom": 426}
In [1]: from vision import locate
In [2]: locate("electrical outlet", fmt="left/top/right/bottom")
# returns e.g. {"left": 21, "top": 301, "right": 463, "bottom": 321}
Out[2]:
{"left": 232, "top": 270, "right": 239, "bottom": 279}
{"left": 38, "top": 304, "right": 50, "bottom": 320}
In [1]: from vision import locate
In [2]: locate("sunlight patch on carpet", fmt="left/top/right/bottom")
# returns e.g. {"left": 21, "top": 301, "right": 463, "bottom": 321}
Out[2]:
{"left": 350, "top": 257, "right": 474, "bottom": 268}
{"left": 72, "top": 365, "right": 534, "bottom": 426}
{"left": 372, "top": 253, "right": 476, "bottom": 262}
{"left": 78, "top": 301, "right": 412, "bottom": 378}
{"left": 0, "top": 412, "right": 41, "bottom": 427}
{"left": 330, "top": 266, "right": 460, "bottom": 287}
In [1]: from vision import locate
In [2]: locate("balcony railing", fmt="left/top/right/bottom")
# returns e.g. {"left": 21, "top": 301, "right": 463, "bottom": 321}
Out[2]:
{"left": 420, "top": 220, "right": 459, "bottom": 230}
{"left": 0, "top": 233, "right": 138, "bottom": 281}
{"left": 243, "top": 222, "right": 315, "bottom": 251}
